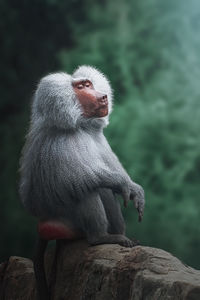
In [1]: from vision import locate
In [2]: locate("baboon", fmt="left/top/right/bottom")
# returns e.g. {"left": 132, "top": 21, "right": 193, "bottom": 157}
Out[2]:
{"left": 19, "top": 65, "right": 145, "bottom": 299}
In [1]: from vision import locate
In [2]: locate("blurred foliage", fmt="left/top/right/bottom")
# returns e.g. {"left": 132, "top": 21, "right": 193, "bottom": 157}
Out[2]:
{"left": 1, "top": 0, "right": 200, "bottom": 269}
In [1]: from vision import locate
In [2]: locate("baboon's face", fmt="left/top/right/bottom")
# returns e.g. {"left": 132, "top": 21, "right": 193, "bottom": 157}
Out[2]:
{"left": 72, "top": 80, "right": 108, "bottom": 118}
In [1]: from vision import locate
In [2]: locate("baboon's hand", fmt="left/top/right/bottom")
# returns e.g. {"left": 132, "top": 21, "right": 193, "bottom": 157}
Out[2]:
{"left": 120, "top": 180, "right": 145, "bottom": 221}
{"left": 129, "top": 183, "right": 145, "bottom": 222}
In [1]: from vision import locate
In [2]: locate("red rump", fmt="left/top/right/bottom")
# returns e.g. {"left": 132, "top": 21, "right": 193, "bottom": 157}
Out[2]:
{"left": 38, "top": 220, "right": 80, "bottom": 240}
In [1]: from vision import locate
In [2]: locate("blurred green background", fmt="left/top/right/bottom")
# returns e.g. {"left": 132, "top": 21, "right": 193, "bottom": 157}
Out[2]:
{"left": 1, "top": 0, "right": 200, "bottom": 269}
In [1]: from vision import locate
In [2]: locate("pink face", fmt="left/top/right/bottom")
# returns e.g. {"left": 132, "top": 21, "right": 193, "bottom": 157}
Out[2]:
{"left": 72, "top": 80, "right": 108, "bottom": 118}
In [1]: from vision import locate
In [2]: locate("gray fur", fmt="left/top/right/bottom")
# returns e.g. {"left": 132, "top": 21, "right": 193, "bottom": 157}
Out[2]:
{"left": 19, "top": 65, "right": 145, "bottom": 244}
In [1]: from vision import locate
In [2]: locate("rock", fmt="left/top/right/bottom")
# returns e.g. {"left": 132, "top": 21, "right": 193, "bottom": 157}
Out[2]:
{"left": 0, "top": 256, "right": 36, "bottom": 300}
{"left": 0, "top": 240, "right": 200, "bottom": 299}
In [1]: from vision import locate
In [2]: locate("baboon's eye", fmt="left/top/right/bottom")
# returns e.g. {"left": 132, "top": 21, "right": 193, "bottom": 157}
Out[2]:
{"left": 85, "top": 81, "right": 93, "bottom": 88}
{"left": 85, "top": 82, "right": 90, "bottom": 87}
{"left": 77, "top": 83, "right": 84, "bottom": 89}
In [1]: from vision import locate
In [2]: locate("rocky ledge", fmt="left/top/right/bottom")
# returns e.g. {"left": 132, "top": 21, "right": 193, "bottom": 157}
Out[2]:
{"left": 0, "top": 240, "right": 200, "bottom": 299}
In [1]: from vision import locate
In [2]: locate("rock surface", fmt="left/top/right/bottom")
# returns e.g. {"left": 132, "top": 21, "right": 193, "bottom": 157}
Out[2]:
{"left": 0, "top": 240, "right": 200, "bottom": 299}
